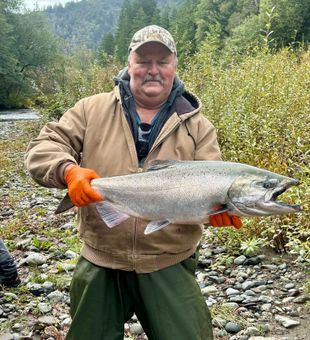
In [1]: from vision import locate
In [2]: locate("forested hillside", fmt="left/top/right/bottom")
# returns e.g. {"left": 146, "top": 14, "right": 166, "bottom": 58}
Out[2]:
{"left": 43, "top": 0, "right": 182, "bottom": 49}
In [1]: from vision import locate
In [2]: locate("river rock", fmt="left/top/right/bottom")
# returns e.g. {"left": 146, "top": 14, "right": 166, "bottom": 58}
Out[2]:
{"left": 42, "top": 281, "right": 55, "bottom": 294}
{"left": 244, "top": 326, "right": 261, "bottom": 336}
{"left": 293, "top": 295, "right": 310, "bottom": 303}
{"left": 129, "top": 322, "right": 144, "bottom": 335}
{"left": 37, "top": 316, "right": 59, "bottom": 326}
{"left": 47, "top": 290, "right": 64, "bottom": 303}
{"left": 243, "top": 257, "right": 262, "bottom": 266}
{"left": 225, "top": 321, "right": 241, "bottom": 334}
{"left": 0, "top": 334, "right": 14, "bottom": 340}
{"left": 226, "top": 288, "right": 240, "bottom": 296}
{"left": 21, "top": 253, "right": 47, "bottom": 266}
{"left": 274, "top": 314, "right": 300, "bottom": 328}
{"left": 234, "top": 255, "right": 247, "bottom": 265}
{"left": 65, "top": 250, "right": 78, "bottom": 259}
{"left": 201, "top": 285, "right": 218, "bottom": 296}
{"left": 38, "top": 303, "right": 52, "bottom": 314}
{"left": 27, "top": 282, "right": 44, "bottom": 296}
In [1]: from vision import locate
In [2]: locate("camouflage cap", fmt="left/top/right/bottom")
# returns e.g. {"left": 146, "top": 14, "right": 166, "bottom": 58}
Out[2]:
{"left": 129, "top": 25, "right": 177, "bottom": 55}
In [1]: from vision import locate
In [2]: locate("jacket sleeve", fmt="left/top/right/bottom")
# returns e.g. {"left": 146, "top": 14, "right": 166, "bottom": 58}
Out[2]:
{"left": 192, "top": 115, "right": 222, "bottom": 161}
{"left": 24, "top": 99, "right": 87, "bottom": 189}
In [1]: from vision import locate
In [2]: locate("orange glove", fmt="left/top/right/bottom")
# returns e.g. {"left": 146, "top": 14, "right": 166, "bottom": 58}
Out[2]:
{"left": 209, "top": 212, "right": 242, "bottom": 229}
{"left": 64, "top": 165, "right": 103, "bottom": 207}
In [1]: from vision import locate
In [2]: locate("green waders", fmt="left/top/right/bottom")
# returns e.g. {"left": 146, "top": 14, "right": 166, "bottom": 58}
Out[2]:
{"left": 66, "top": 254, "right": 213, "bottom": 340}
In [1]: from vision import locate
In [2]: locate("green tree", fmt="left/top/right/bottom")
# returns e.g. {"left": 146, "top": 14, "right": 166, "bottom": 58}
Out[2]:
{"left": 99, "top": 32, "right": 115, "bottom": 56}
{"left": 13, "top": 12, "right": 59, "bottom": 74}
{"left": 0, "top": 6, "right": 60, "bottom": 108}
{"left": 224, "top": 14, "right": 264, "bottom": 56}
{"left": 225, "top": 0, "right": 260, "bottom": 33}
{"left": 0, "top": 0, "right": 22, "bottom": 107}
{"left": 170, "top": 0, "right": 198, "bottom": 65}
{"left": 97, "top": 32, "right": 115, "bottom": 65}
{"left": 115, "top": 0, "right": 133, "bottom": 62}
{"left": 260, "top": 0, "right": 310, "bottom": 47}
{"left": 194, "top": 0, "right": 235, "bottom": 43}
{"left": 160, "top": 5, "right": 172, "bottom": 29}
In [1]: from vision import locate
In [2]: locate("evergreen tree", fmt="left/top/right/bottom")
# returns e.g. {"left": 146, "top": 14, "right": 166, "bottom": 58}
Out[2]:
{"left": 225, "top": 0, "right": 259, "bottom": 34}
{"left": 260, "top": 0, "right": 310, "bottom": 47}
{"left": 160, "top": 5, "right": 172, "bottom": 29}
{"left": 195, "top": 0, "right": 239, "bottom": 44}
{"left": 97, "top": 32, "right": 115, "bottom": 66}
{"left": 99, "top": 32, "right": 115, "bottom": 56}
{"left": 115, "top": 0, "right": 133, "bottom": 62}
{"left": 171, "top": 0, "right": 198, "bottom": 64}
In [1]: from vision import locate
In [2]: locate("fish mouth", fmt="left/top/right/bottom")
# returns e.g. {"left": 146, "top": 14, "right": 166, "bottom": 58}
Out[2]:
{"left": 231, "top": 177, "right": 302, "bottom": 217}
{"left": 264, "top": 179, "right": 301, "bottom": 213}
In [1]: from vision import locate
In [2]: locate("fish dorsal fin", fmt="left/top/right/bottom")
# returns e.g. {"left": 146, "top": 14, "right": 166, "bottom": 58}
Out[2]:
{"left": 146, "top": 160, "right": 181, "bottom": 171}
{"left": 95, "top": 201, "right": 130, "bottom": 228}
{"left": 144, "top": 219, "right": 171, "bottom": 234}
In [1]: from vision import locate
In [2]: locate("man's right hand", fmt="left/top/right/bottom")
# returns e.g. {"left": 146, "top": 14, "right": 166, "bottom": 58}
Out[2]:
{"left": 64, "top": 165, "right": 103, "bottom": 207}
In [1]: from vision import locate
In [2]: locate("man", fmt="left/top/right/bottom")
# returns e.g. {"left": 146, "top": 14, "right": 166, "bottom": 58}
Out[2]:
{"left": 25, "top": 25, "right": 241, "bottom": 340}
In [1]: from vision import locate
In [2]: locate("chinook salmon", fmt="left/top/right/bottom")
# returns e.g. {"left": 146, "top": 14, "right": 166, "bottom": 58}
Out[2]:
{"left": 55, "top": 160, "right": 301, "bottom": 234}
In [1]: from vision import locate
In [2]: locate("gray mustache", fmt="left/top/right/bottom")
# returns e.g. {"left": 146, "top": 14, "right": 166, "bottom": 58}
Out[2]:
{"left": 144, "top": 75, "right": 163, "bottom": 84}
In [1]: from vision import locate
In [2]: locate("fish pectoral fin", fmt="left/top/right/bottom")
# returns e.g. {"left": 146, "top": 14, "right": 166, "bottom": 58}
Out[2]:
{"left": 144, "top": 219, "right": 171, "bottom": 235}
{"left": 95, "top": 201, "right": 130, "bottom": 228}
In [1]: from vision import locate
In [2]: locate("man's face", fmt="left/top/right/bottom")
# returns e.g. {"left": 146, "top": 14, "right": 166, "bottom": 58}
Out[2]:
{"left": 128, "top": 42, "right": 177, "bottom": 107}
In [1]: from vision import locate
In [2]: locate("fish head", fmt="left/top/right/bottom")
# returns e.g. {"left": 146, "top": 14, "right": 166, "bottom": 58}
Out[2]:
{"left": 227, "top": 172, "right": 301, "bottom": 217}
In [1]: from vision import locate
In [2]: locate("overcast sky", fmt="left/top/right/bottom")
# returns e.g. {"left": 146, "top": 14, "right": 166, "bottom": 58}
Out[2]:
{"left": 23, "top": 0, "right": 79, "bottom": 10}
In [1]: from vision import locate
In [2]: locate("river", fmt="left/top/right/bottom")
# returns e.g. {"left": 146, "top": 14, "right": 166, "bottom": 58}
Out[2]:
{"left": 0, "top": 108, "right": 39, "bottom": 122}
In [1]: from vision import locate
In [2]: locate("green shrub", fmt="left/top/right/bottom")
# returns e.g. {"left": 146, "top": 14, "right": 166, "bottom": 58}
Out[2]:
{"left": 182, "top": 47, "right": 309, "bottom": 257}
{"left": 38, "top": 62, "right": 122, "bottom": 120}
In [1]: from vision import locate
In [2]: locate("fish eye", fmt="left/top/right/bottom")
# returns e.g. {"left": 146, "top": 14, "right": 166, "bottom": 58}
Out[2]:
{"left": 263, "top": 179, "right": 278, "bottom": 189}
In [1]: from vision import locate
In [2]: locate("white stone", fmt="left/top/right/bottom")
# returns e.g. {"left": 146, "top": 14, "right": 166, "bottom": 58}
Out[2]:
{"left": 226, "top": 288, "right": 240, "bottom": 296}
{"left": 129, "top": 322, "right": 143, "bottom": 335}
{"left": 275, "top": 314, "right": 300, "bottom": 328}
{"left": 65, "top": 250, "right": 78, "bottom": 259}
{"left": 201, "top": 285, "right": 218, "bottom": 296}
{"left": 47, "top": 290, "right": 64, "bottom": 303}
{"left": 38, "top": 303, "right": 52, "bottom": 314}
{"left": 23, "top": 253, "right": 47, "bottom": 265}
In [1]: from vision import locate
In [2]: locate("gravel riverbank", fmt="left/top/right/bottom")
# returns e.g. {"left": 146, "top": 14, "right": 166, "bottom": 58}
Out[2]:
{"left": 0, "top": 120, "right": 309, "bottom": 340}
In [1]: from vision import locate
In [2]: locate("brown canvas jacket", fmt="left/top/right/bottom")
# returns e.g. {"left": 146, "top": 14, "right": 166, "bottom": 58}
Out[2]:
{"left": 25, "top": 86, "right": 221, "bottom": 273}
